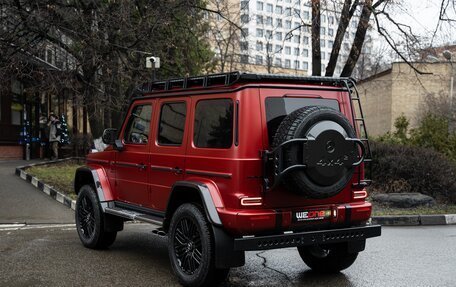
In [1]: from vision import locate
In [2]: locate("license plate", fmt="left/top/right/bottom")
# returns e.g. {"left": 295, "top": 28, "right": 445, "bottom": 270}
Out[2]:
{"left": 293, "top": 209, "right": 332, "bottom": 223}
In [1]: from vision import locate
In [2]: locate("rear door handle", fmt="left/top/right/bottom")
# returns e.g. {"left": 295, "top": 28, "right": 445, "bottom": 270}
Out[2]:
{"left": 138, "top": 163, "right": 147, "bottom": 171}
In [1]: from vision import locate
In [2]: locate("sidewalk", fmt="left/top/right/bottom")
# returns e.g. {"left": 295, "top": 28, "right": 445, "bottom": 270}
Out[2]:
{"left": 0, "top": 160, "right": 74, "bottom": 224}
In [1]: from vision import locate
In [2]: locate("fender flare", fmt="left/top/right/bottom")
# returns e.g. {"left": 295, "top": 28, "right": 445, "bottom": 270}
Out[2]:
{"left": 167, "top": 180, "right": 223, "bottom": 226}
{"left": 74, "top": 166, "right": 114, "bottom": 210}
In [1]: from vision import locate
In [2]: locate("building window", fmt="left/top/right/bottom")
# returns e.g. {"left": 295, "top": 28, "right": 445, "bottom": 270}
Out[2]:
{"left": 275, "top": 58, "right": 282, "bottom": 67}
{"left": 256, "top": 41, "right": 263, "bottom": 51}
{"left": 328, "top": 28, "right": 334, "bottom": 36}
{"left": 303, "top": 36, "right": 309, "bottom": 45}
{"left": 285, "top": 46, "right": 291, "bottom": 55}
{"left": 320, "top": 27, "right": 326, "bottom": 35}
{"left": 303, "top": 11, "right": 310, "bottom": 20}
{"left": 294, "top": 60, "right": 300, "bottom": 69}
{"left": 158, "top": 102, "right": 186, "bottom": 146}
{"left": 194, "top": 99, "right": 233, "bottom": 149}
{"left": 240, "top": 55, "right": 249, "bottom": 64}
{"left": 256, "top": 28, "right": 264, "bottom": 37}
{"left": 302, "top": 49, "right": 309, "bottom": 57}
{"left": 320, "top": 39, "right": 325, "bottom": 47}
{"left": 321, "top": 51, "right": 325, "bottom": 60}
{"left": 241, "top": 1, "right": 249, "bottom": 11}
{"left": 240, "top": 41, "right": 249, "bottom": 51}
{"left": 294, "top": 47, "right": 300, "bottom": 56}
{"left": 257, "top": 1, "right": 263, "bottom": 11}
{"left": 241, "top": 28, "right": 249, "bottom": 38}
{"left": 266, "top": 3, "right": 273, "bottom": 12}
{"left": 275, "top": 5, "right": 282, "bottom": 14}
{"left": 285, "top": 20, "right": 292, "bottom": 29}
{"left": 321, "top": 15, "right": 326, "bottom": 23}
{"left": 256, "top": 55, "right": 263, "bottom": 65}
{"left": 294, "top": 22, "right": 300, "bottom": 28}
{"left": 266, "top": 30, "right": 272, "bottom": 39}
{"left": 303, "top": 61, "right": 308, "bottom": 70}
{"left": 276, "top": 18, "right": 282, "bottom": 28}
{"left": 294, "top": 35, "right": 300, "bottom": 43}
{"left": 328, "top": 40, "right": 334, "bottom": 48}
{"left": 267, "top": 43, "right": 273, "bottom": 52}
{"left": 285, "top": 59, "right": 291, "bottom": 68}
{"left": 294, "top": 9, "right": 300, "bottom": 18}
{"left": 329, "top": 16, "right": 335, "bottom": 25}
{"left": 266, "top": 16, "right": 273, "bottom": 26}
{"left": 284, "top": 8, "right": 291, "bottom": 16}
{"left": 124, "top": 104, "right": 152, "bottom": 144}
{"left": 241, "top": 14, "right": 249, "bottom": 24}
{"left": 276, "top": 32, "right": 282, "bottom": 41}
{"left": 256, "top": 15, "right": 263, "bottom": 24}
{"left": 275, "top": 44, "right": 282, "bottom": 53}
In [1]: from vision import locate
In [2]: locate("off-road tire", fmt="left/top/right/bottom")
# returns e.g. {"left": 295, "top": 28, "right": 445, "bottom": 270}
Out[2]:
{"left": 168, "top": 203, "right": 229, "bottom": 287}
{"left": 298, "top": 244, "right": 358, "bottom": 273}
{"left": 272, "top": 106, "right": 356, "bottom": 198}
{"left": 75, "top": 185, "right": 117, "bottom": 249}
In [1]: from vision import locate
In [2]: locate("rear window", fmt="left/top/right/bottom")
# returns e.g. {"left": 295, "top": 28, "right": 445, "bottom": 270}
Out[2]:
{"left": 158, "top": 102, "right": 187, "bottom": 145}
{"left": 265, "top": 97, "right": 339, "bottom": 144}
{"left": 194, "top": 99, "right": 233, "bottom": 149}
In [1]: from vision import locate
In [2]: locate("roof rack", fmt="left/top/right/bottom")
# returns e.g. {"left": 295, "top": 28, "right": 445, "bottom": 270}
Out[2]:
{"left": 139, "top": 71, "right": 353, "bottom": 94}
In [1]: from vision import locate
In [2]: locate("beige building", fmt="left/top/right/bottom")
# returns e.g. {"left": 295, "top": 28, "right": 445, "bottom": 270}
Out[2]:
{"left": 358, "top": 62, "right": 454, "bottom": 136}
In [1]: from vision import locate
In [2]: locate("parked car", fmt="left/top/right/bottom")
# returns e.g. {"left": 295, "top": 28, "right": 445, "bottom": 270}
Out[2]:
{"left": 74, "top": 72, "right": 381, "bottom": 286}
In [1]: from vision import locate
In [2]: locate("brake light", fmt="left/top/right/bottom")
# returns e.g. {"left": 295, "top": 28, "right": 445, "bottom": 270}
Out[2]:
{"left": 240, "top": 197, "right": 262, "bottom": 206}
{"left": 353, "top": 190, "right": 367, "bottom": 200}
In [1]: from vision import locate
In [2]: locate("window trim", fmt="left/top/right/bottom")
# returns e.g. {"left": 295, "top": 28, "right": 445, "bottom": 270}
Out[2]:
{"left": 157, "top": 100, "right": 187, "bottom": 147}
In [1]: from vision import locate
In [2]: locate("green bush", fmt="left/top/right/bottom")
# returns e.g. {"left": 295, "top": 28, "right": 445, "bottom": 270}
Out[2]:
{"left": 370, "top": 141, "right": 456, "bottom": 203}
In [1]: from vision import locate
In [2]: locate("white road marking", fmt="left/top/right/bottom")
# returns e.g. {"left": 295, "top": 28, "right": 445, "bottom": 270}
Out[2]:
{"left": 0, "top": 223, "right": 75, "bottom": 231}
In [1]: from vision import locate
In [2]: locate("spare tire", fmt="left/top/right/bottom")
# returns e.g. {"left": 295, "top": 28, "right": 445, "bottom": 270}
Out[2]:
{"left": 272, "top": 106, "right": 357, "bottom": 198}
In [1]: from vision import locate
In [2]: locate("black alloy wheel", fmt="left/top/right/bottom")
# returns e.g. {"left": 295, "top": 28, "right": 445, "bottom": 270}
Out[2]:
{"left": 75, "top": 185, "right": 117, "bottom": 249}
{"left": 168, "top": 203, "right": 229, "bottom": 286}
{"left": 77, "top": 192, "right": 96, "bottom": 240}
{"left": 174, "top": 217, "right": 203, "bottom": 275}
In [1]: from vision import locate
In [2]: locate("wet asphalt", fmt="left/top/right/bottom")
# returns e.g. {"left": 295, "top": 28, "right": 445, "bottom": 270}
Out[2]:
{"left": 1, "top": 160, "right": 456, "bottom": 286}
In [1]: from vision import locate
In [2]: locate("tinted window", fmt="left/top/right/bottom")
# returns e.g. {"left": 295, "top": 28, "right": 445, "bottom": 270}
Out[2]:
{"left": 158, "top": 102, "right": 186, "bottom": 145}
{"left": 123, "top": 104, "right": 152, "bottom": 144}
{"left": 265, "top": 97, "right": 339, "bottom": 144}
{"left": 194, "top": 99, "right": 233, "bottom": 148}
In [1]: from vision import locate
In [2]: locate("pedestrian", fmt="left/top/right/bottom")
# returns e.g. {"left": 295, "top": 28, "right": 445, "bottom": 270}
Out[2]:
{"left": 48, "top": 114, "right": 61, "bottom": 160}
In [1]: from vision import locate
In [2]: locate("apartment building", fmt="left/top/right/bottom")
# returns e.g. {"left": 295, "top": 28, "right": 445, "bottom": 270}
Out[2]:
{"left": 207, "top": 0, "right": 372, "bottom": 75}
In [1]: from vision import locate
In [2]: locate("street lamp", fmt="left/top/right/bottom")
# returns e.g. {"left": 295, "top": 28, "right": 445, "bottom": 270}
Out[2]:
{"left": 443, "top": 50, "right": 453, "bottom": 132}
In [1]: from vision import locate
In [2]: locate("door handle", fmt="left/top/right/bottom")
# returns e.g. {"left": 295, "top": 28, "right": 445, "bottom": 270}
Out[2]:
{"left": 138, "top": 163, "right": 147, "bottom": 171}
{"left": 173, "top": 167, "right": 183, "bottom": 174}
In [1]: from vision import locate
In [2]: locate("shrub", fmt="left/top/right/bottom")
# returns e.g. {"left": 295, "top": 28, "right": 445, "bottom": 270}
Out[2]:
{"left": 370, "top": 141, "right": 456, "bottom": 203}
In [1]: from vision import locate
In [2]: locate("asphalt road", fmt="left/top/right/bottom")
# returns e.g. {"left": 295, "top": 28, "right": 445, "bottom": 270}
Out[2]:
{"left": 1, "top": 160, "right": 455, "bottom": 286}
{"left": 1, "top": 224, "right": 455, "bottom": 287}
{"left": 0, "top": 160, "right": 74, "bottom": 224}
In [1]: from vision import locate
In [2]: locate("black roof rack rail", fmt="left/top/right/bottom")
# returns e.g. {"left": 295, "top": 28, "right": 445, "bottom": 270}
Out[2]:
{"left": 139, "top": 71, "right": 353, "bottom": 94}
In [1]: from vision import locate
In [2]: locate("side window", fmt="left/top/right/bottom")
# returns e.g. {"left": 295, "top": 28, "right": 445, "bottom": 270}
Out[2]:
{"left": 194, "top": 99, "right": 233, "bottom": 149}
{"left": 123, "top": 104, "right": 152, "bottom": 144}
{"left": 158, "top": 102, "right": 187, "bottom": 145}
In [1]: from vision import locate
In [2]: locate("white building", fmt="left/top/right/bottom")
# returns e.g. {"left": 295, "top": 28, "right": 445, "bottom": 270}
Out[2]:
{"left": 211, "top": 0, "right": 372, "bottom": 75}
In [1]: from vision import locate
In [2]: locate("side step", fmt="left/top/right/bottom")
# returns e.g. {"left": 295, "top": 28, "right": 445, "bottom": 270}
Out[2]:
{"left": 105, "top": 206, "right": 163, "bottom": 228}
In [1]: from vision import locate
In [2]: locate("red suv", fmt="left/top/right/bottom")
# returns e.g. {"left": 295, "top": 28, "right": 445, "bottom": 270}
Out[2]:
{"left": 74, "top": 72, "right": 381, "bottom": 286}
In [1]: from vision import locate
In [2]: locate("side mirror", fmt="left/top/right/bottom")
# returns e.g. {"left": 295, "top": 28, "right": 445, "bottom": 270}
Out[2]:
{"left": 102, "top": 128, "right": 118, "bottom": 145}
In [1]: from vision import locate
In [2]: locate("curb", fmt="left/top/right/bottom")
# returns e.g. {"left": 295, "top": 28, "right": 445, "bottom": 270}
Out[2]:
{"left": 371, "top": 214, "right": 456, "bottom": 226}
{"left": 15, "top": 158, "right": 84, "bottom": 211}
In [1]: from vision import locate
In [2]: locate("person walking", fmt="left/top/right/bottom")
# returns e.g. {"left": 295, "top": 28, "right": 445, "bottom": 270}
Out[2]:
{"left": 48, "top": 114, "right": 61, "bottom": 160}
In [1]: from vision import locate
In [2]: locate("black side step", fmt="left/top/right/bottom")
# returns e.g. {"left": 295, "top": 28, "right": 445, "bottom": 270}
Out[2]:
{"left": 105, "top": 206, "right": 163, "bottom": 227}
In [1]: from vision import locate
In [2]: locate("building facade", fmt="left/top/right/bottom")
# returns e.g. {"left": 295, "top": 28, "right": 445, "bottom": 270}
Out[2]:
{"left": 207, "top": 0, "right": 371, "bottom": 75}
{"left": 357, "top": 62, "right": 454, "bottom": 136}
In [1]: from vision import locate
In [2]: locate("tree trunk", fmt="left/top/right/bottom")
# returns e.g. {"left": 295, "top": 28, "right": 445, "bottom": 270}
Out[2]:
{"left": 325, "top": 0, "right": 356, "bottom": 76}
{"left": 341, "top": 0, "right": 373, "bottom": 77}
{"left": 311, "top": 0, "right": 321, "bottom": 76}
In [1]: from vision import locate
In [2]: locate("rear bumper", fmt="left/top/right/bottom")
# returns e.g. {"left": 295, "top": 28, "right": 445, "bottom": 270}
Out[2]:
{"left": 233, "top": 224, "right": 381, "bottom": 251}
